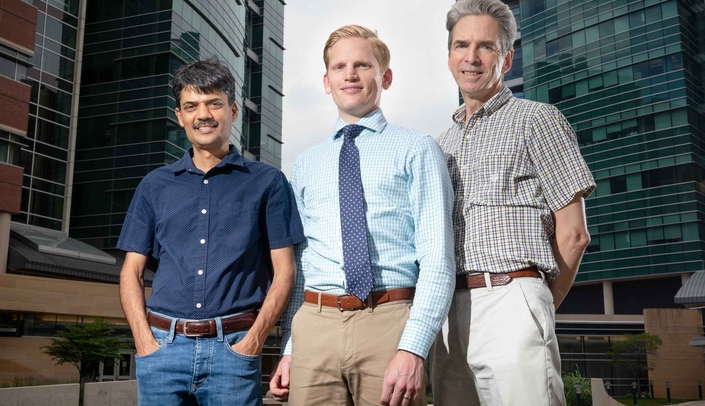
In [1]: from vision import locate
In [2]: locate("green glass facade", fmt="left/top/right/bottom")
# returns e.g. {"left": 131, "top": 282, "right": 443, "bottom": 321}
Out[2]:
{"left": 12, "top": 0, "right": 80, "bottom": 231}
{"left": 515, "top": 0, "right": 705, "bottom": 391}
{"left": 69, "top": 0, "right": 286, "bottom": 249}
{"left": 521, "top": 0, "right": 705, "bottom": 283}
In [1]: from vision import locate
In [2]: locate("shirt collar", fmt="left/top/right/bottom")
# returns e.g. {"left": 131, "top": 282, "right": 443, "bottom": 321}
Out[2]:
{"left": 452, "top": 86, "right": 513, "bottom": 124}
{"left": 332, "top": 108, "right": 388, "bottom": 139}
{"left": 169, "top": 144, "right": 244, "bottom": 174}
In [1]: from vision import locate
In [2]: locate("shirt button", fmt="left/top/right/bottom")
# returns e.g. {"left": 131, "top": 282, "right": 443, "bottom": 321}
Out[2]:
{"left": 201, "top": 209, "right": 207, "bottom": 214}
{"left": 200, "top": 239, "right": 206, "bottom": 244}
{"left": 196, "top": 303, "right": 202, "bottom": 309}
{"left": 203, "top": 179, "right": 209, "bottom": 184}
{"left": 198, "top": 270, "right": 203, "bottom": 275}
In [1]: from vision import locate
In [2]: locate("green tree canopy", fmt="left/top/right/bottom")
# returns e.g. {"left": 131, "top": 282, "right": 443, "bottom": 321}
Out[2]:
{"left": 41, "top": 318, "right": 126, "bottom": 385}
{"left": 607, "top": 332, "right": 663, "bottom": 387}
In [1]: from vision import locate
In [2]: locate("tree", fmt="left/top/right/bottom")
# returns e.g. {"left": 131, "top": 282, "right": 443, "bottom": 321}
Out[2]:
{"left": 607, "top": 333, "right": 663, "bottom": 393}
{"left": 42, "top": 318, "right": 126, "bottom": 387}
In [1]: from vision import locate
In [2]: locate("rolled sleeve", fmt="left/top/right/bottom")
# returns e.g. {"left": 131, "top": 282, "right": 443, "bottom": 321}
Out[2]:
{"left": 265, "top": 171, "right": 305, "bottom": 249}
{"left": 527, "top": 104, "right": 596, "bottom": 212}
{"left": 117, "top": 177, "right": 156, "bottom": 257}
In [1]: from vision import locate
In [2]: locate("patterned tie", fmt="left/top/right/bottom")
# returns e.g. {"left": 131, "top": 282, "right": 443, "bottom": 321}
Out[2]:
{"left": 339, "top": 124, "right": 375, "bottom": 301}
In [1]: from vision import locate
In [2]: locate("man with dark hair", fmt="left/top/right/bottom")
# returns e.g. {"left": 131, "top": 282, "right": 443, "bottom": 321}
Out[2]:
{"left": 431, "top": 0, "right": 596, "bottom": 405}
{"left": 118, "top": 57, "right": 304, "bottom": 406}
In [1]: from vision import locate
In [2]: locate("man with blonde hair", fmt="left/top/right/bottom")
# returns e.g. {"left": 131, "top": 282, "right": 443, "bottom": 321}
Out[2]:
{"left": 270, "top": 25, "right": 455, "bottom": 406}
{"left": 432, "top": 0, "right": 595, "bottom": 405}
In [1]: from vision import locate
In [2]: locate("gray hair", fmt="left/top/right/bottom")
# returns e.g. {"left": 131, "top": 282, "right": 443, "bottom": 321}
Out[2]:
{"left": 446, "top": 0, "right": 517, "bottom": 55}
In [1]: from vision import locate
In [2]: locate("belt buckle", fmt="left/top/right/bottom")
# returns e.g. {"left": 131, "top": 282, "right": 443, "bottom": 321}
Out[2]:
{"left": 336, "top": 295, "right": 365, "bottom": 312}
{"left": 182, "top": 320, "right": 207, "bottom": 337}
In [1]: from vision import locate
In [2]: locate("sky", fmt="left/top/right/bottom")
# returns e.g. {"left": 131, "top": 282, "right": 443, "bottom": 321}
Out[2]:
{"left": 280, "top": 0, "right": 459, "bottom": 177}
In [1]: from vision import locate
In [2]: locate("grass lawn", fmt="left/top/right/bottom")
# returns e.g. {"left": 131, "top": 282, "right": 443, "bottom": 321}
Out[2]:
{"left": 615, "top": 397, "right": 700, "bottom": 405}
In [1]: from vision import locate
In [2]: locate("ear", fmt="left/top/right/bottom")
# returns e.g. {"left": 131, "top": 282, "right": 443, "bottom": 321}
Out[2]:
{"left": 323, "top": 72, "right": 332, "bottom": 95}
{"left": 382, "top": 68, "right": 393, "bottom": 90}
{"left": 230, "top": 102, "right": 238, "bottom": 121}
{"left": 501, "top": 49, "right": 514, "bottom": 74}
{"left": 175, "top": 107, "right": 184, "bottom": 127}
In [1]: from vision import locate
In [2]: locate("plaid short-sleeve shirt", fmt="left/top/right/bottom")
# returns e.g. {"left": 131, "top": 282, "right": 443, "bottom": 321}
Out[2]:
{"left": 438, "top": 86, "right": 596, "bottom": 281}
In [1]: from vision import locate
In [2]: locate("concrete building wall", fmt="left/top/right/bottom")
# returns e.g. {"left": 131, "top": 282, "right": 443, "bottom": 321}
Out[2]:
{"left": 0, "top": 383, "right": 79, "bottom": 406}
{"left": 0, "top": 273, "right": 151, "bottom": 384}
{"left": 645, "top": 308, "right": 705, "bottom": 399}
{"left": 0, "top": 336, "right": 77, "bottom": 384}
{"left": 0, "top": 274, "right": 126, "bottom": 317}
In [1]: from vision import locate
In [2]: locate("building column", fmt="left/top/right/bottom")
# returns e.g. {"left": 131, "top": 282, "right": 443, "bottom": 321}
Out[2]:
{"left": 603, "top": 280, "right": 614, "bottom": 315}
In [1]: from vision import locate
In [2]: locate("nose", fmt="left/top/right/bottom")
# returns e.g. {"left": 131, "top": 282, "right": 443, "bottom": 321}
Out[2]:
{"left": 465, "top": 47, "right": 481, "bottom": 65}
{"left": 195, "top": 103, "right": 212, "bottom": 119}
{"left": 344, "top": 65, "right": 358, "bottom": 81}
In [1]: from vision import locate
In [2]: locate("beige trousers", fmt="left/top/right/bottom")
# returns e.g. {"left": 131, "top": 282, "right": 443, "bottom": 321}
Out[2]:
{"left": 289, "top": 299, "right": 426, "bottom": 406}
{"left": 431, "top": 276, "right": 565, "bottom": 406}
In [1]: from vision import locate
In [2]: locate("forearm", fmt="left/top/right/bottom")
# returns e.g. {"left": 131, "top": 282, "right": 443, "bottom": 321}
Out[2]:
{"left": 119, "top": 253, "right": 153, "bottom": 353}
{"left": 243, "top": 246, "right": 296, "bottom": 351}
{"left": 549, "top": 194, "right": 590, "bottom": 308}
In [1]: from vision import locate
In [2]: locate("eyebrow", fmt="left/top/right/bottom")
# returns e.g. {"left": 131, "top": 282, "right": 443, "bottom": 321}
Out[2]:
{"left": 181, "top": 97, "right": 225, "bottom": 106}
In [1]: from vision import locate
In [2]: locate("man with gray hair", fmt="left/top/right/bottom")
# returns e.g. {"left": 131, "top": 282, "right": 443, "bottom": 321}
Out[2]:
{"left": 431, "top": 0, "right": 595, "bottom": 404}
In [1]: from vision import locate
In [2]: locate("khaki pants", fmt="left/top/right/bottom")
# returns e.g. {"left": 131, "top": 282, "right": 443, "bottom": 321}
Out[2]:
{"left": 289, "top": 299, "right": 426, "bottom": 406}
{"left": 431, "top": 276, "right": 565, "bottom": 406}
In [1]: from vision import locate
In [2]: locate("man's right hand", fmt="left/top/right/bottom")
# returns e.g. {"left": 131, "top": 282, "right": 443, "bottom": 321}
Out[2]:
{"left": 136, "top": 337, "right": 160, "bottom": 357}
{"left": 269, "top": 355, "right": 292, "bottom": 401}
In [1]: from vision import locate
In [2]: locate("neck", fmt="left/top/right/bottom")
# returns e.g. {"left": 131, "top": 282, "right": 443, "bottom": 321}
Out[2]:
{"left": 191, "top": 144, "right": 229, "bottom": 173}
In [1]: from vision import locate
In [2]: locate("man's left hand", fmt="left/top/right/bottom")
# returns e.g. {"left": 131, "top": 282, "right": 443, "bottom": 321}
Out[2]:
{"left": 230, "top": 334, "right": 262, "bottom": 356}
{"left": 379, "top": 350, "right": 424, "bottom": 406}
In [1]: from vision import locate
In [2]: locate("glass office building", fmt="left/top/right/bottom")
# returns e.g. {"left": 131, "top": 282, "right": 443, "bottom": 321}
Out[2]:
{"left": 513, "top": 0, "right": 705, "bottom": 392}
{"left": 69, "top": 0, "right": 286, "bottom": 250}
{"left": 12, "top": 0, "right": 81, "bottom": 232}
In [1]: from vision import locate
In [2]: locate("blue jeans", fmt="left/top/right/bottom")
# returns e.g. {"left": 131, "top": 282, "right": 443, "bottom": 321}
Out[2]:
{"left": 134, "top": 311, "right": 262, "bottom": 406}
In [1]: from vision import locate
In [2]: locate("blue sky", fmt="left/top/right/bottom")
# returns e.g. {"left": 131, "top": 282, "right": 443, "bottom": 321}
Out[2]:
{"left": 280, "top": 0, "right": 459, "bottom": 176}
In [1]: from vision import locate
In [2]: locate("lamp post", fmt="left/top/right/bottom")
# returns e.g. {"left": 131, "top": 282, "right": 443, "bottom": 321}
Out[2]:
{"left": 649, "top": 380, "right": 654, "bottom": 399}
{"left": 632, "top": 381, "right": 638, "bottom": 405}
{"left": 575, "top": 382, "right": 582, "bottom": 406}
{"left": 666, "top": 381, "right": 671, "bottom": 404}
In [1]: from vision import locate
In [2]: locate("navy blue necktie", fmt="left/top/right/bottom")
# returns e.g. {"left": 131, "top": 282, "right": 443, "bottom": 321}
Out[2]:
{"left": 339, "top": 124, "right": 374, "bottom": 301}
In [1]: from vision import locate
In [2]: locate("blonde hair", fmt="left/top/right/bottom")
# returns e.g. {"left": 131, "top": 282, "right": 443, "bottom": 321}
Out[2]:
{"left": 323, "top": 25, "right": 390, "bottom": 71}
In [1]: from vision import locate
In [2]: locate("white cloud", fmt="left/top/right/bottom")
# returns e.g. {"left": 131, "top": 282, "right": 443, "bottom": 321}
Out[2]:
{"left": 281, "top": 0, "right": 458, "bottom": 177}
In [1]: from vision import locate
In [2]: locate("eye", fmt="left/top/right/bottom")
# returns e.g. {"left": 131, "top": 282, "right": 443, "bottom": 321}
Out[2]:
{"left": 183, "top": 104, "right": 195, "bottom": 111}
{"left": 210, "top": 101, "right": 224, "bottom": 108}
{"left": 480, "top": 45, "right": 497, "bottom": 52}
{"left": 332, "top": 64, "right": 344, "bottom": 71}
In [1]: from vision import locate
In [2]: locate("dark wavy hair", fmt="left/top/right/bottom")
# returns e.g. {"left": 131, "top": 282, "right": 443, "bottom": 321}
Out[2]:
{"left": 172, "top": 57, "right": 237, "bottom": 107}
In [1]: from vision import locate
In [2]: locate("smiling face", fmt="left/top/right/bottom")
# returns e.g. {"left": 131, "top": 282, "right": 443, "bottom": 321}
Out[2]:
{"left": 175, "top": 87, "right": 237, "bottom": 154}
{"left": 448, "top": 14, "right": 513, "bottom": 106}
{"left": 324, "top": 37, "right": 393, "bottom": 124}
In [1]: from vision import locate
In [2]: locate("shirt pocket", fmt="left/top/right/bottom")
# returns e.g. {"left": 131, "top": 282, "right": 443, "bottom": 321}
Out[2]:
{"left": 468, "top": 153, "right": 515, "bottom": 205}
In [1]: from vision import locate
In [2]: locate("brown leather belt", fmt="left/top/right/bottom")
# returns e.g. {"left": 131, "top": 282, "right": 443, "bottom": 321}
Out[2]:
{"left": 456, "top": 267, "right": 542, "bottom": 290}
{"left": 304, "top": 288, "right": 415, "bottom": 311}
{"left": 147, "top": 311, "right": 257, "bottom": 337}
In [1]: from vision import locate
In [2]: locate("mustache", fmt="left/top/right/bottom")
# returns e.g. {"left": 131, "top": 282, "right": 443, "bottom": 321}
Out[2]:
{"left": 193, "top": 119, "right": 219, "bottom": 129}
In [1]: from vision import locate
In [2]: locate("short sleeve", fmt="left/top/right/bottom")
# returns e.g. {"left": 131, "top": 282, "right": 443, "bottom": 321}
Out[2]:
{"left": 265, "top": 171, "right": 305, "bottom": 249}
{"left": 117, "top": 177, "right": 157, "bottom": 257}
{"left": 527, "top": 104, "right": 596, "bottom": 212}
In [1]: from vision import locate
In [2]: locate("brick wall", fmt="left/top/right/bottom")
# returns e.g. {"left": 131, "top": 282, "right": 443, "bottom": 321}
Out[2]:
{"left": 0, "top": 76, "right": 31, "bottom": 135}
{"left": 0, "top": 0, "right": 37, "bottom": 52}
{"left": 0, "top": 163, "right": 22, "bottom": 214}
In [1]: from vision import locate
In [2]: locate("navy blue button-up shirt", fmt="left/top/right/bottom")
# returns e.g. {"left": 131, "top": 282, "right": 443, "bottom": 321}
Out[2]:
{"left": 117, "top": 146, "right": 304, "bottom": 319}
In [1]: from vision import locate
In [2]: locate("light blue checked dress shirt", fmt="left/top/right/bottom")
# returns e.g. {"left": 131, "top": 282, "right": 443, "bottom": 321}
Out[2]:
{"left": 281, "top": 108, "right": 455, "bottom": 358}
